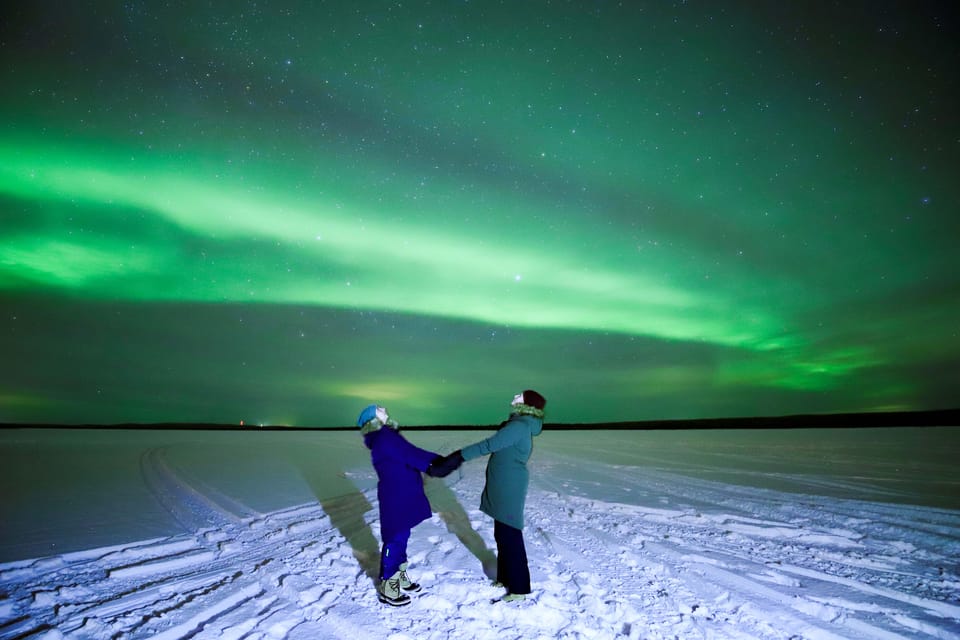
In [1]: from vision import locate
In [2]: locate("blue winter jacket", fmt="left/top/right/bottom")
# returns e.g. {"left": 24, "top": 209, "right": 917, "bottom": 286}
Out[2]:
{"left": 363, "top": 426, "right": 438, "bottom": 541}
{"left": 460, "top": 413, "right": 543, "bottom": 529}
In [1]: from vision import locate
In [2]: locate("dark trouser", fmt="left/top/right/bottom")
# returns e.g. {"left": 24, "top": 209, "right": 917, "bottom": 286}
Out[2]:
{"left": 379, "top": 528, "right": 410, "bottom": 580}
{"left": 494, "top": 520, "right": 530, "bottom": 594}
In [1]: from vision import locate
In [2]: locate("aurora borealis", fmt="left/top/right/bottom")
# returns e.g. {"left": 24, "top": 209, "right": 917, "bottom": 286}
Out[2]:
{"left": 1, "top": 2, "right": 958, "bottom": 426}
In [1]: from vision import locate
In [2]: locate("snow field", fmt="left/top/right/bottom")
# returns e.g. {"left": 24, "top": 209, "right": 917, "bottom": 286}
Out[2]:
{"left": 1, "top": 433, "right": 958, "bottom": 639}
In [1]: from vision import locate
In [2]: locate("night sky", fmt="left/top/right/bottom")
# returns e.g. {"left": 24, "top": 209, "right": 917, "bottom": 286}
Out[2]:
{"left": 1, "top": 2, "right": 958, "bottom": 427}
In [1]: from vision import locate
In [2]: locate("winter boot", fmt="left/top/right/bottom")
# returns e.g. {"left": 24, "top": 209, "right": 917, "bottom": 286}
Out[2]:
{"left": 502, "top": 593, "right": 526, "bottom": 603}
{"left": 398, "top": 562, "right": 421, "bottom": 593}
{"left": 377, "top": 571, "right": 412, "bottom": 606}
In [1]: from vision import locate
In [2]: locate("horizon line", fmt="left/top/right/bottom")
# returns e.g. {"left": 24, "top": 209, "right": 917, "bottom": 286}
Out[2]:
{"left": 2, "top": 407, "right": 958, "bottom": 431}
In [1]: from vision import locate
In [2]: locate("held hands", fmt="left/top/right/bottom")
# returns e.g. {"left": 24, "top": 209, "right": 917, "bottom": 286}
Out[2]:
{"left": 426, "top": 450, "right": 464, "bottom": 478}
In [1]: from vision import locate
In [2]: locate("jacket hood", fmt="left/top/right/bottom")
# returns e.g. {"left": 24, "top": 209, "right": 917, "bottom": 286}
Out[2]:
{"left": 511, "top": 411, "right": 543, "bottom": 437}
{"left": 532, "top": 419, "right": 543, "bottom": 437}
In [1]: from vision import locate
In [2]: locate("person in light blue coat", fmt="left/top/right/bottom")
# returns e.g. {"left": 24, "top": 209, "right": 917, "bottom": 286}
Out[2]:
{"left": 428, "top": 389, "right": 546, "bottom": 602}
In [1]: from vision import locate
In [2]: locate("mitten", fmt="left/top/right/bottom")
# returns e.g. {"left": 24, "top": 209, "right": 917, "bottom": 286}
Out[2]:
{"left": 427, "top": 450, "right": 464, "bottom": 477}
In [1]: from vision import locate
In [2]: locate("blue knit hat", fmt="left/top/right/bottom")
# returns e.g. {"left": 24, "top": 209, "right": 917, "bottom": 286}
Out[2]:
{"left": 357, "top": 404, "right": 379, "bottom": 427}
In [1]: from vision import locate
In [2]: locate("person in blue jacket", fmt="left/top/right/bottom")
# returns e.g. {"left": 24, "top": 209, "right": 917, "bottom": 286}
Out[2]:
{"left": 428, "top": 389, "right": 546, "bottom": 602}
{"left": 357, "top": 403, "right": 439, "bottom": 606}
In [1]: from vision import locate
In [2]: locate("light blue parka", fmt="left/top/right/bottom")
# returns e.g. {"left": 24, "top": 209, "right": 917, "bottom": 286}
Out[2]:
{"left": 461, "top": 413, "right": 543, "bottom": 529}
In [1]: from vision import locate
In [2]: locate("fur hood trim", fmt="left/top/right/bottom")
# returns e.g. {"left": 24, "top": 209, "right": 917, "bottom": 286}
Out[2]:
{"left": 360, "top": 418, "right": 400, "bottom": 435}
{"left": 511, "top": 403, "right": 545, "bottom": 420}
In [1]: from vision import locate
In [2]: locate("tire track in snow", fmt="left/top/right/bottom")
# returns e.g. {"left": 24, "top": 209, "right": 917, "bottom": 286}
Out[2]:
{"left": 528, "top": 479, "right": 792, "bottom": 639}
{"left": 65, "top": 508, "right": 350, "bottom": 637}
{"left": 140, "top": 447, "right": 259, "bottom": 531}
{"left": 530, "top": 454, "right": 960, "bottom": 639}
{"left": 0, "top": 473, "right": 374, "bottom": 640}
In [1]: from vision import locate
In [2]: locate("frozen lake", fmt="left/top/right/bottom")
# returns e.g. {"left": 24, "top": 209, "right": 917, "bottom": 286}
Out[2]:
{"left": 1, "top": 426, "right": 958, "bottom": 639}
{"left": 2, "top": 426, "right": 957, "bottom": 562}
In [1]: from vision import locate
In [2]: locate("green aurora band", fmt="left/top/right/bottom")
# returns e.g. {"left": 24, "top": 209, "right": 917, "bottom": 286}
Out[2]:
{"left": 1, "top": 2, "right": 957, "bottom": 425}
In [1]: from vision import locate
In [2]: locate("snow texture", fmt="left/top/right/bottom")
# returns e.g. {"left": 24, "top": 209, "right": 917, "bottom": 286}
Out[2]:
{"left": 1, "top": 428, "right": 958, "bottom": 639}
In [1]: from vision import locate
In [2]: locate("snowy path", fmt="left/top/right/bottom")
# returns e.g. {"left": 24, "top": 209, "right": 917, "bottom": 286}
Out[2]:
{"left": 2, "top": 448, "right": 959, "bottom": 639}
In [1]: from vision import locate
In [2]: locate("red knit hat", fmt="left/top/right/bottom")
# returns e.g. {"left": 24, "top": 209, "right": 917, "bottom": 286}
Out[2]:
{"left": 522, "top": 389, "right": 546, "bottom": 410}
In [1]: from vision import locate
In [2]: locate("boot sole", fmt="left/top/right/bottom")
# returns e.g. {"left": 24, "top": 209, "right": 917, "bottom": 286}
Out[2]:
{"left": 377, "top": 594, "right": 411, "bottom": 607}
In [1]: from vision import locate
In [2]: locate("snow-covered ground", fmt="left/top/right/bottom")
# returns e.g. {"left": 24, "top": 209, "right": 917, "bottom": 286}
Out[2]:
{"left": 1, "top": 427, "right": 958, "bottom": 639}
